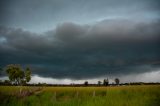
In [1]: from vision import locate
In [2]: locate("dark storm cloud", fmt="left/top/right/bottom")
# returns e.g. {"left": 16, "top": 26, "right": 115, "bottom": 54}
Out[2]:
{"left": 0, "top": 19, "right": 160, "bottom": 79}
{"left": 0, "top": 0, "right": 12, "bottom": 25}
{"left": 0, "top": 0, "right": 160, "bottom": 32}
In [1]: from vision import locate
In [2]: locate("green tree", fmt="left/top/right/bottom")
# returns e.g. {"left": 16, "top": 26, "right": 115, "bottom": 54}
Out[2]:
{"left": 25, "top": 67, "right": 31, "bottom": 82}
{"left": 6, "top": 64, "right": 31, "bottom": 85}
{"left": 84, "top": 81, "right": 88, "bottom": 86}
{"left": 4, "top": 80, "right": 11, "bottom": 85}
{"left": 98, "top": 81, "right": 102, "bottom": 86}
{"left": 115, "top": 78, "right": 120, "bottom": 85}
{"left": 103, "top": 78, "right": 109, "bottom": 86}
{"left": 0, "top": 67, "right": 3, "bottom": 75}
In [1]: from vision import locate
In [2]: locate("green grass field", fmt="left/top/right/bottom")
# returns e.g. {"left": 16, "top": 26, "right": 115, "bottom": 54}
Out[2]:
{"left": 0, "top": 85, "right": 160, "bottom": 106}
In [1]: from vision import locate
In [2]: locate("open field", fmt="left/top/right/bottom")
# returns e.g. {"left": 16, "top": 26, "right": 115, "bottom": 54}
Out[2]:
{"left": 0, "top": 85, "right": 160, "bottom": 106}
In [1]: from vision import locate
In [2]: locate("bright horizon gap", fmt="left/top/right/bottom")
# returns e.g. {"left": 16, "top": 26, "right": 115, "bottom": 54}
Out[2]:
{"left": 1, "top": 70, "right": 160, "bottom": 84}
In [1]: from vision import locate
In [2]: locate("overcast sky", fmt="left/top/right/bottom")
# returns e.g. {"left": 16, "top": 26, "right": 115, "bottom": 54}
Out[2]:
{"left": 0, "top": 0, "right": 160, "bottom": 83}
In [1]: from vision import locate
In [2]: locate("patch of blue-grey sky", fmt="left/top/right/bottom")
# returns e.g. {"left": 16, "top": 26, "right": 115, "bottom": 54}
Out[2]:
{"left": 0, "top": 0, "right": 160, "bottom": 33}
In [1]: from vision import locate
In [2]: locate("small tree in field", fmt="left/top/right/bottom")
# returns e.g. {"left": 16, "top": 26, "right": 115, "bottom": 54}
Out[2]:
{"left": 25, "top": 67, "right": 31, "bottom": 82}
{"left": 0, "top": 67, "right": 3, "bottom": 75}
{"left": 6, "top": 64, "right": 31, "bottom": 85}
{"left": 98, "top": 81, "right": 102, "bottom": 86}
{"left": 84, "top": 81, "right": 88, "bottom": 86}
{"left": 103, "top": 79, "right": 109, "bottom": 86}
{"left": 115, "top": 78, "right": 120, "bottom": 85}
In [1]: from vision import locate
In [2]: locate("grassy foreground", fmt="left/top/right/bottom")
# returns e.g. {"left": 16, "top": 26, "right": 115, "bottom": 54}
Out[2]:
{"left": 0, "top": 85, "right": 160, "bottom": 106}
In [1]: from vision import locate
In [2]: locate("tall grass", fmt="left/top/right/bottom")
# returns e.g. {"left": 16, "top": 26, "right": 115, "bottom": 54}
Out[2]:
{"left": 0, "top": 85, "right": 160, "bottom": 106}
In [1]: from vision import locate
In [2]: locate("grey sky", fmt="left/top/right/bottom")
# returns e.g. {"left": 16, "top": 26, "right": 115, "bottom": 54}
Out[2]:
{"left": 0, "top": 0, "right": 160, "bottom": 32}
{"left": 0, "top": 0, "right": 160, "bottom": 82}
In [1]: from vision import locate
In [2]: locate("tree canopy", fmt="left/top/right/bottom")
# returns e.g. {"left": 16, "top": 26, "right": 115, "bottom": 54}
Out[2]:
{"left": 6, "top": 64, "right": 31, "bottom": 85}
{"left": 103, "top": 79, "right": 109, "bottom": 86}
{"left": 115, "top": 78, "right": 120, "bottom": 85}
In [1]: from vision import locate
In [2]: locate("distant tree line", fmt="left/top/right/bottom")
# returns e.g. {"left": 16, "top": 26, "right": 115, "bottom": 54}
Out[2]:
{"left": 83, "top": 78, "right": 120, "bottom": 86}
{"left": 1, "top": 81, "right": 159, "bottom": 86}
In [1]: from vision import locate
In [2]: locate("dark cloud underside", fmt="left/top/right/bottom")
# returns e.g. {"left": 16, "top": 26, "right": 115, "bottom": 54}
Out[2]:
{"left": 0, "top": 19, "right": 160, "bottom": 79}
{"left": 0, "top": 0, "right": 160, "bottom": 79}
{"left": 0, "top": 0, "right": 160, "bottom": 32}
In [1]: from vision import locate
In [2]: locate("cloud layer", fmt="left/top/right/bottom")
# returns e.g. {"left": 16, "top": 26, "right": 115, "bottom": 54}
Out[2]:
{"left": 0, "top": 19, "right": 160, "bottom": 79}
{"left": 1, "top": 0, "right": 160, "bottom": 32}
